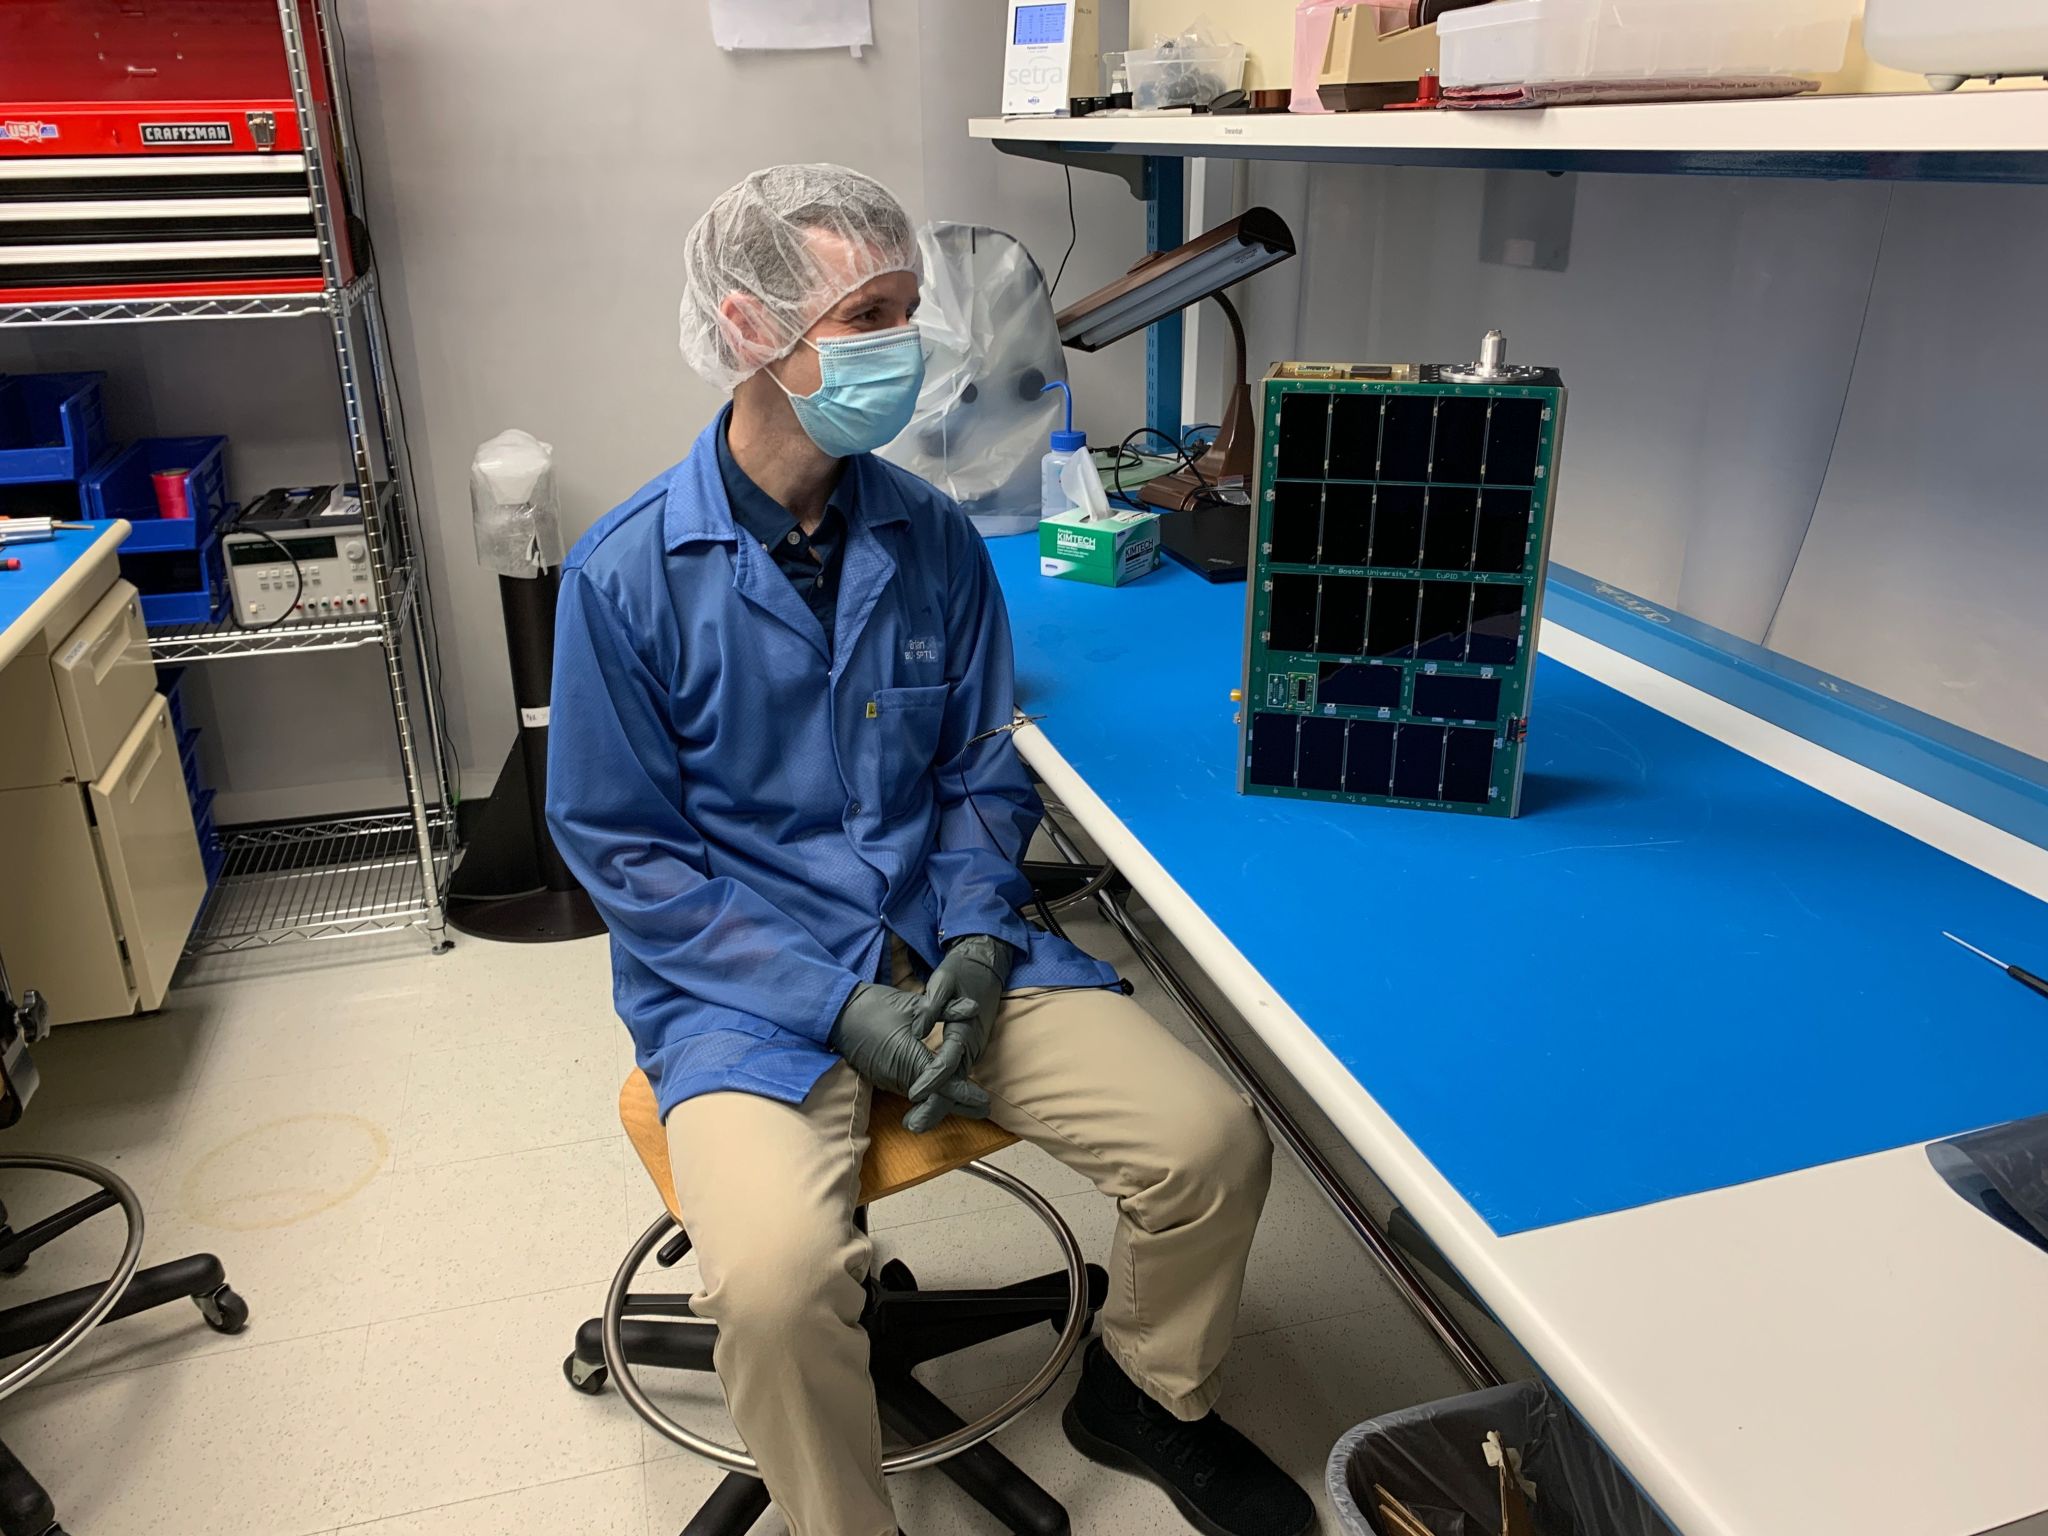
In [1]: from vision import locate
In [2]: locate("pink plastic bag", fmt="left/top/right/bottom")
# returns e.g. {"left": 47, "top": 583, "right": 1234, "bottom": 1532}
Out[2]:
{"left": 1291, "top": 0, "right": 1343, "bottom": 112}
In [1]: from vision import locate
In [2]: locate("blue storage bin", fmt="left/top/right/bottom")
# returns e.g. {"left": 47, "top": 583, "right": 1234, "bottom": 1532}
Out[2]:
{"left": 157, "top": 666, "right": 190, "bottom": 738}
{"left": 193, "top": 788, "right": 226, "bottom": 891}
{"left": 0, "top": 372, "right": 109, "bottom": 483}
{"left": 179, "top": 723, "right": 206, "bottom": 803}
{"left": 0, "top": 463, "right": 111, "bottom": 521}
{"left": 122, "top": 533, "right": 228, "bottom": 628}
{"left": 81, "top": 436, "right": 231, "bottom": 553}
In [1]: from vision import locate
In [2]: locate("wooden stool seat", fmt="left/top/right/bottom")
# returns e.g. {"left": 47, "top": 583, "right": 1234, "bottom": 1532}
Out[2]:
{"left": 618, "top": 1069, "right": 1018, "bottom": 1217}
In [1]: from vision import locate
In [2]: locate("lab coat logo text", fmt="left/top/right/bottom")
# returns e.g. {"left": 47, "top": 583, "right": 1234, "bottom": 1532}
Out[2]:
{"left": 902, "top": 637, "right": 939, "bottom": 664}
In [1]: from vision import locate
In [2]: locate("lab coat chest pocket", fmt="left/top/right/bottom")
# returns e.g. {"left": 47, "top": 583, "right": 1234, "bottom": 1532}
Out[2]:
{"left": 864, "top": 683, "right": 949, "bottom": 817}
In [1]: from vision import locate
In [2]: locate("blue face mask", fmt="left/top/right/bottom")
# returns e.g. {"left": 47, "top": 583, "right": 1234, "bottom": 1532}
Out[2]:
{"left": 773, "top": 323, "right": 926, "bottom": 459}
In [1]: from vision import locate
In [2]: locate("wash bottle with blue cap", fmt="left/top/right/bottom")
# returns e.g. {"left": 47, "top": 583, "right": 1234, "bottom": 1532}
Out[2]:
{"left": 1039, "top": 380, "right": 1089, "bottom": 520}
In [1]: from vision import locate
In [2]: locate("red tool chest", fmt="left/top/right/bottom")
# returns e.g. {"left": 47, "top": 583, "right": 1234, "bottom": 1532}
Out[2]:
{"left": 0, "top": 0, "right": 358, "bottom": 304}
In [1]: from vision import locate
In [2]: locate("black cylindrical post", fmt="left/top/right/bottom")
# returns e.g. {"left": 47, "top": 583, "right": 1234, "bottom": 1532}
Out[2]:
{"left": 447, "top": 565, "right": 605, "bottom": 943}
{"left": 500, "top": 569, "right": 575, "bottom": 893}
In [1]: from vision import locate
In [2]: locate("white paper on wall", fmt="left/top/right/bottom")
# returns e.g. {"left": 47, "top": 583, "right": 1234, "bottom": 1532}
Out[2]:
{"left": 709, "top": 0, "right": 874, "bottom": 56}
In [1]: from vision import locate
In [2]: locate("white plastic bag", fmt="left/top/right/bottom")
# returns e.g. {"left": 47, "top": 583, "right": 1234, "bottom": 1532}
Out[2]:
{"left": 469, "top": 429, "right": 564, "bottom": 578}
{"left": 878, "top": 222, "right": 1066, "bottom": 538}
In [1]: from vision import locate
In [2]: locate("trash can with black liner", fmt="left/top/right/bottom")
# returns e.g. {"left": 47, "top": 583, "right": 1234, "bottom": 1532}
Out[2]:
{"left": 1327, "top": 1380, "right": 1680, "bottom": 1536}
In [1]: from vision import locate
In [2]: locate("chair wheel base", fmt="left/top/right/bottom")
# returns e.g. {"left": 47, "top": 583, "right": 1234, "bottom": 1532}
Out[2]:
{"left": 196, "top": 1283, "right": 249, "bottom": 1334}
{"left": 563, "top": 1353, "right": 609, "bottom": 1395}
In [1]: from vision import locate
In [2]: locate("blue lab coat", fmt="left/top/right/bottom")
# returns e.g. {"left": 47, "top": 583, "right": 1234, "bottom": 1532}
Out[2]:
{"left": 546, "top": 416, "right": 1121, "bottom": 1120}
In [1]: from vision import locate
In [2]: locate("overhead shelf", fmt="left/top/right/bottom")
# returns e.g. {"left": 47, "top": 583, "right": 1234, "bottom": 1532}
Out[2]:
{"left": 971, "top": 88, "right": 2048, "bottom": 182}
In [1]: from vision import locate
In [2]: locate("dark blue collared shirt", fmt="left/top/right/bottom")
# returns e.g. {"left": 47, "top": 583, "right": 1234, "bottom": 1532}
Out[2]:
{"left": 715, "top": 410, "right": 847, "bottom": 653}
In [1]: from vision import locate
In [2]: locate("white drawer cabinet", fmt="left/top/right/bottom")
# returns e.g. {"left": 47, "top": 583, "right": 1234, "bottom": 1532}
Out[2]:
{"left": 0, "top": 570, "right": 205, "bottom": 1025}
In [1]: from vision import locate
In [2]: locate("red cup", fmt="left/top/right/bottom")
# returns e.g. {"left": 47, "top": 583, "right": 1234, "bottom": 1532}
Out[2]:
{"left": 151, "top": 467, "right": 194, "bottom": 521}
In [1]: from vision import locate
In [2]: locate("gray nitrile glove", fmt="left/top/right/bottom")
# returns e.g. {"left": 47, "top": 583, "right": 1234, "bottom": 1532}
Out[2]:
{"left": 908, "top": 935, "right": 1014, "bottom": 1108}
{"left": 901, "top": 1083, "right": 985, "bottom": 1136}
{"left": 830, "top": 982, "right": 991, "bottom": 1119}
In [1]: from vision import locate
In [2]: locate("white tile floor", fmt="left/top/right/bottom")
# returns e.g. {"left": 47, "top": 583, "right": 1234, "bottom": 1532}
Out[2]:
{"left": 0, "top": 904, "right": 1481, "bottom": 1535}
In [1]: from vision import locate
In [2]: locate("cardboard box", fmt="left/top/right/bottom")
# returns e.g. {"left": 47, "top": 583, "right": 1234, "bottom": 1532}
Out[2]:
{"left": 1038, "top": 507, "right": 1160, "bottom": 586}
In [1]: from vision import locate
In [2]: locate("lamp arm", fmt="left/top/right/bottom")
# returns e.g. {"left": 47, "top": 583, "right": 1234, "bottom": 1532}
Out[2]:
{"left": 1196, "top": 289, "right": 1254, "bottom": 484}
{"left": 1208, "top": 288, "right": 1249, "bottom": 389}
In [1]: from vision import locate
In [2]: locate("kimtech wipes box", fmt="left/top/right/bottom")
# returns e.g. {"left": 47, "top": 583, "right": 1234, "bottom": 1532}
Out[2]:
{"left": 1038, "top": 508, "right": 1161, "bottom": 587}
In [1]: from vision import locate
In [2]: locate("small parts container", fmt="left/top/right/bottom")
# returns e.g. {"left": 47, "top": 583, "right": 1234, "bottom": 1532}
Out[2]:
{"left": 1437, "top": 0, "right": 1857, "bottom": 89}
{"left": 120, "top": 534, "right": 228, "bottom": 628}
{"left": 0, "top": 372, "right": 110, "bottom": 484}
{"left": 81, "top": 436, "right": 230, "bottom": 554}
{"left": 1129, "top": 40, "right": 1247, "bottom": 108}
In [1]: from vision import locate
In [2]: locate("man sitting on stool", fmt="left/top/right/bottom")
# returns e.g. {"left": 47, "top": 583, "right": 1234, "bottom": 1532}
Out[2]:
{"left": 546, "top": 162, "right": 1312, "bottom": 1536}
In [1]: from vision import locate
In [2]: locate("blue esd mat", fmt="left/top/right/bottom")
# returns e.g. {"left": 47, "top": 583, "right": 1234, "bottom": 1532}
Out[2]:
{"left": 0, "top": 523, "right": 117, "bottom": 641}
{"left": 990, "top": 537, "right": 2048, "bottom": 1235}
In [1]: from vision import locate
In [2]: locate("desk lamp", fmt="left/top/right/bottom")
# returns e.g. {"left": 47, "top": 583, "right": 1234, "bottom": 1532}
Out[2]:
{"left": 1054, "top": 206, "right": 1296, "bottom": 577}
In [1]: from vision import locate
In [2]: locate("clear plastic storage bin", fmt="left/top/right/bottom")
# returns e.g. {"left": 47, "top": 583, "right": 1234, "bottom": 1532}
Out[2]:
{"left": 1437, "top": 0, "right": 1857, "bottom": 89}
{"left": 1128, "top": 41, "right": 1246, "bottom": 108}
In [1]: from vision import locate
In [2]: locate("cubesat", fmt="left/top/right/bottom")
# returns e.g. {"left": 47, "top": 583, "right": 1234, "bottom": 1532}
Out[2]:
{"left": 1240, "top": 333, "right": 1565, "bottom": 817}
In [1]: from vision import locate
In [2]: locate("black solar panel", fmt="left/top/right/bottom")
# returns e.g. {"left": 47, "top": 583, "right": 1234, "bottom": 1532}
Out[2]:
{"left": 1240, "top": 360, "right": 1565, "bottom": 817}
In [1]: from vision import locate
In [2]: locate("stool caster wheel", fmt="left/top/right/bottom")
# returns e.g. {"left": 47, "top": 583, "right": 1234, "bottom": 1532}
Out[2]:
{"left": 879, "top": 1258, "right": 918, "bottom": 1293}
{"left": 196, "top": 1283, "right": 250, "bottom": 1334}
{"left": 563, "top": 1353, "right": 609, "bottom": 1395}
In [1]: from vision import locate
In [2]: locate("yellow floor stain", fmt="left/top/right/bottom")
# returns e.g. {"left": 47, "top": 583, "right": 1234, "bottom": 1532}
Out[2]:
{"left": 179, "top": 1113, "right": 389, "bottom": 1230}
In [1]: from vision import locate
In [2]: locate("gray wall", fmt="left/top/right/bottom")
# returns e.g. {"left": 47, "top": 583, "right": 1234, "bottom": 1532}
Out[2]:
{"left": 1, "top": 0, "right": 1146, "bottom": 821}
{"left": 1230, "top": 163, "right": 2048, "bottom": 762}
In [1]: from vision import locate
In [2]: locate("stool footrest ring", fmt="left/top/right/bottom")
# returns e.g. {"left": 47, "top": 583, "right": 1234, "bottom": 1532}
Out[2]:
{"left": 600, "top": 1157, "right": 1091, "bottom": 1476}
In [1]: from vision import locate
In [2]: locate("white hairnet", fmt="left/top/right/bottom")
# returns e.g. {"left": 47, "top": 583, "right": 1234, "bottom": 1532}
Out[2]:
{"left": 678, "top": 163, "right": 923, "bottom": 391}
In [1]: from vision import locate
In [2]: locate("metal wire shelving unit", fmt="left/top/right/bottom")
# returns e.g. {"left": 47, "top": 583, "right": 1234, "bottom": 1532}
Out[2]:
{"left": 192, "top": 812, "right": 457, "bottom": 953}
{"left": 0, "top": 277, "right": 361, "bottom": 330}
{"left": 3, "top": 1, "right": 460, "bottom": 956}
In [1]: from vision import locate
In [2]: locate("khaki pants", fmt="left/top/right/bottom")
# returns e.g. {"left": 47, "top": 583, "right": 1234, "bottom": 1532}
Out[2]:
{"left": 663, "top": 948, "right": 1274, "bottom": 1536}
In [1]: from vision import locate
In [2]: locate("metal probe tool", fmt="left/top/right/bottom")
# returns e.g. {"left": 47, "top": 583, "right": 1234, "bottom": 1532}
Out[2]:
{"left": 1942, "top": 931, "right": 2048, "bottom": 1002}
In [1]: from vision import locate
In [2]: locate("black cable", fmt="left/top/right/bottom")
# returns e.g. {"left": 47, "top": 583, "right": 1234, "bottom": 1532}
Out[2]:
{"left": 1033, "top": 892, "right": 1070, "bottom": 942}
{"left": 1050, "top": 165, "right": 1078, "bottom": 298}
{"left": 228, "top": 522, "right": 308, "bottom": 631}
{"left": 1101, "top": 444, "right": 1143, "bottom": 506}
{"left": 1112, "top": 425, "right": 1206, "bottom": 505}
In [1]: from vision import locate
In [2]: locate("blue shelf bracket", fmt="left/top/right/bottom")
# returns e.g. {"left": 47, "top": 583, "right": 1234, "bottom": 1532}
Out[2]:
{"left": 1143, "top": 155, "right": 1185, "bottom": 442}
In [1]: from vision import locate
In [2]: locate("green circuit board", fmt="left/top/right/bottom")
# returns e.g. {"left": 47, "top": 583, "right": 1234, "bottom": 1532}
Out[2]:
{"left": 1239, "top": 361, "right": 1566, "bottom": 817}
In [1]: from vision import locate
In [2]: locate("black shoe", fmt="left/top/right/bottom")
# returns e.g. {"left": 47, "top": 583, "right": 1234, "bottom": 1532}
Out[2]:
{"left": 1063, "top": 1341, "right": 1315, "bottom": 1536}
